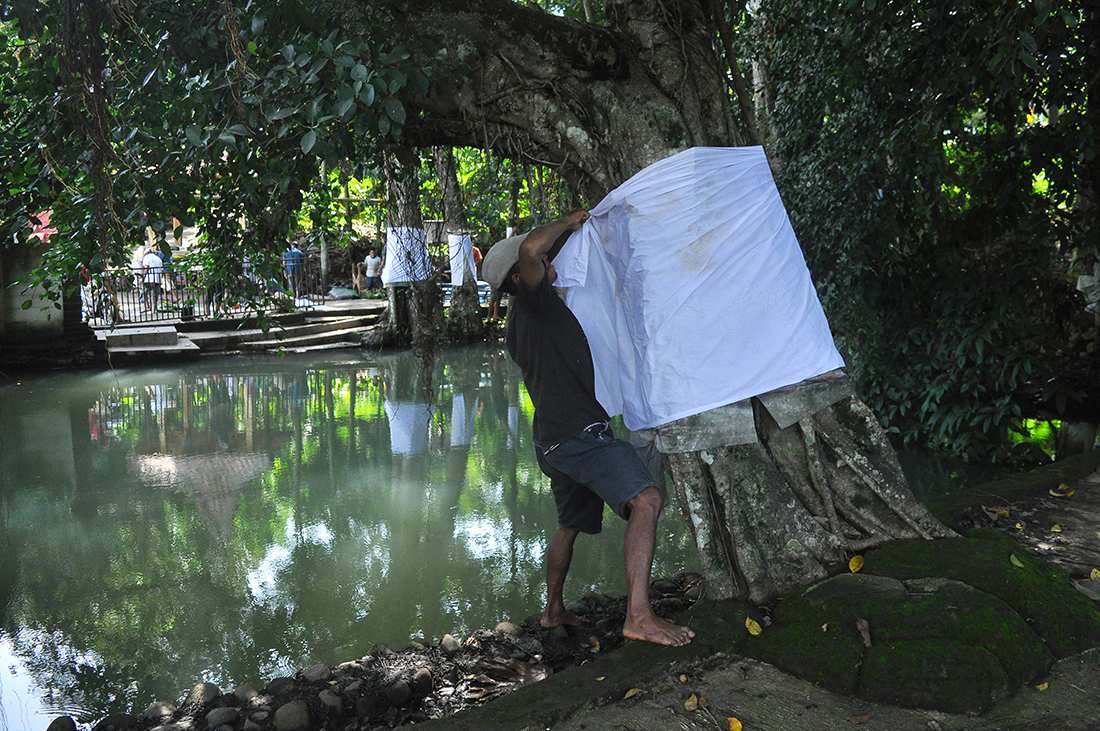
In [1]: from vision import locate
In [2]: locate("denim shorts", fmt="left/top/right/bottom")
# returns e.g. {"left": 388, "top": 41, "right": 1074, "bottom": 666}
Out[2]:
{"left": 535, "top": 423, "right": 658, "bottom": 534}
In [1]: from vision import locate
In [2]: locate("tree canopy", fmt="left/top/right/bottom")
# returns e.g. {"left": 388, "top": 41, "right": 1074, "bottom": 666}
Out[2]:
{"left": 1, "top": 0, "right": 1097, "bottom": 462}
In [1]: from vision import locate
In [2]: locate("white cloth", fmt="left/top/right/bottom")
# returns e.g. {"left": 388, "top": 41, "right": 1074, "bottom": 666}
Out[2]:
{"left": 449, "top": 393, "right": 479, "bottom": 448}
{"left": 448, "top": 233, "right": 475, "bottom": 287}
{"left": 381, "top": 227, "right": 432, "bottom": 284}
{"left": 553, "top": 146, "right": 845, "bottom": 431}
{"left": 386, "top": 400, "right": 433, "bottom": 455}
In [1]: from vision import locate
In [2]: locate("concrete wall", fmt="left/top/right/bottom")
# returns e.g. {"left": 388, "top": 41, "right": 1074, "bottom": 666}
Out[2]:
{"left": 0, "top": 241, "right": 64, "bottom": 339}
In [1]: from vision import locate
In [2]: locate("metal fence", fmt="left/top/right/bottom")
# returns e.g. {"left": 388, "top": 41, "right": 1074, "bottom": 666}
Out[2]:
{"left": 82, "top": 257, "right": 325, "bottom": 326}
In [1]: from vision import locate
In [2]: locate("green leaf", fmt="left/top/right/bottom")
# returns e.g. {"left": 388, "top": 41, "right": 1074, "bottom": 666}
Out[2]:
{"left": 300, "top": 130, "right": 317, "bottom": 154}
{"left": 251, "top": 14, "right": 265, "bottom": 35}
{"left": 335, "top": 97, "right": 355, "bottom": 117}
{"left": 218, "top": 131, "right": 236, "bottom": 147}
{"left": 269, "top": 108, "right": 296, "bottom": 120}
{"left": 1009, "top": 554, "right": 1024, "bottom": 568}
{"left": 359, "top": 84, "right": 375, "bottom": 106}
{"left": 383, "top": 98, "right": 405, "bottom": 125}
{"left": 351, "top": 63, "right": 369, "bottom": 82}
{"left": 228, "top": 124, "right": 248, "bottom": 136}
{"left": 185, "top": 126, "right": 203, "bottom": 147}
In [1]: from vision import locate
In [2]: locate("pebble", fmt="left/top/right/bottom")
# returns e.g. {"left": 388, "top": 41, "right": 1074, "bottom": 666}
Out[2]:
{"left": 605, "top": 589, "right": 628, "bottom": 600}
{"left": 300, "top": 663, "right": 331, "bottom": 683}
{"left": 184, "top": 683, "right": 220, "bottom": 706}
{"left": 46, "top": 718, "right": 77, "bottom": 731}
{"left": 440, "top": 634, "right": 462, "bottom": 654}
{"left": 386, "top": 679, "right": 413, "bottom": 706}
{"left": 318, "top": 689, "right": 343, "bottom": 713}
{"left": 151, "top": 723, "right": 192, "bottom": 731}
{"left": 243, "top": 721, "right": 262, "bottom": 731}
{"left": 583, "top": 591, "right": 611, "bottom": 607}
{"left": 205, "top": 707, "right": 239, "bottom": 727}
{"left": 143, "top": 702, "right": 176, "bottom": 720}
{"left": 273, "top": 699, "right": 310, "bottom": 731}
{"left": 233, "top": 684, "right": 259, "bottom": 702}
{"left": 494, "top": 621, "right": 522, "bottom": 635}
{"left": 251, "top": 711, "right": 270, "bottom": 722}
{"left": 344, "top": 680, "right": 363, "bottom": 695}
{"left": 412, "top": 667, "right": 433, "bottom": 696}
{"left": 370, "top": 643, "right": 396, "bottom": 658}
{"left": 266, "top": 677, "right": 296, "bottom": 696}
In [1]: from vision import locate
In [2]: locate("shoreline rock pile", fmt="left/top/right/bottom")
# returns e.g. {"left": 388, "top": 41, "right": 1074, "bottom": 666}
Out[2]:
{"left": 49, "top": 573, "right": 704, "bottom": 731}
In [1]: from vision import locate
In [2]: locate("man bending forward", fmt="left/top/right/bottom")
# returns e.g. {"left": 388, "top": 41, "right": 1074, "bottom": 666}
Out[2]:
{"left": 483, "top": 209, "right": 694, "bottom": 647}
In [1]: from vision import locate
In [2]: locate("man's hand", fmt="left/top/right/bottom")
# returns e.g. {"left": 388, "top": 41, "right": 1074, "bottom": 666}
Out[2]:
{"left": 562, "top": 208, "right": 591, "bottom": 231}
{"left": 517, "top": 209, "right": 591, "bottom": 291}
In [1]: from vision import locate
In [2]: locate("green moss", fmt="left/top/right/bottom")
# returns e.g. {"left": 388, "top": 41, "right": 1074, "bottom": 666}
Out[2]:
{"left": 863, "top": 531, "right": 1100, "bottom": 657}
{"left": 831, "top": 397, "right": 873, "bottom": 450}
{"left": 860, "top": 639, "right": 1009, "bottom": 714}
{"left": 741, "top": 572, "right": 1051, "bottom": 713}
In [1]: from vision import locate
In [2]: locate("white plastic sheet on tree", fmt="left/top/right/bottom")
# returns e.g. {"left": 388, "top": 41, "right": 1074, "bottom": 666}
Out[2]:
{"left": 448, "top": 233, "right": 476, "bottom": 287}
{"left": 552, "top": 146, "right": 845, "bottom": 432}
{"left": 382, "top": 226, "right": 433, "bottom": 284}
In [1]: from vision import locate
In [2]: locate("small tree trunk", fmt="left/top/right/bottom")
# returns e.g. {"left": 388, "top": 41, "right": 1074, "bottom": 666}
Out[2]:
{"left": 434, "top": 146, "right": 484, "bottom": 343}
{"left": 383, "top": 145, "right": 440, "bottom": 355}
{"left": 661, "top": 375, "right": 957, "bottom": 605}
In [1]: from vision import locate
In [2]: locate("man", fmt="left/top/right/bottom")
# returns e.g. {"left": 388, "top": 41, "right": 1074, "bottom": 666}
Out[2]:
{"left": 284, "top": 242, "right": 304, "bottom": 294}
{"left": 482, "top": 209, "right": 694, "bottom": 647}
{"left": 141, "top": 247, "right": 163, "bottom": 312}
{"left": 363, "top": 246, "right": 384, "bottom": 290}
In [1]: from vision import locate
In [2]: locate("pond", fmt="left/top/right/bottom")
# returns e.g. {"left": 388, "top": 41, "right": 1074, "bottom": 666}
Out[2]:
{"left": 0, "top": 346, "right": 699, "bottom": 729}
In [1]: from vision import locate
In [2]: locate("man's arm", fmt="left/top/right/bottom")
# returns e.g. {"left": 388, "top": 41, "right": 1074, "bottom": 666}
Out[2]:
{"left": 517, "top": 208, "right": 590, "bottom": 291}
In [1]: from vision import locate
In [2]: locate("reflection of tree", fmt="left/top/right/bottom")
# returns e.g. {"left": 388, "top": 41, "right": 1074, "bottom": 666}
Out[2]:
{"left": 0, "top": 350, "right": 696, "bottom": 722}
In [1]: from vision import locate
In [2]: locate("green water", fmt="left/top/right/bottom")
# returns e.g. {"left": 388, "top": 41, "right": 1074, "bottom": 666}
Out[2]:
{"left": 0, "top": 347, "right": 696, "bottom": 728}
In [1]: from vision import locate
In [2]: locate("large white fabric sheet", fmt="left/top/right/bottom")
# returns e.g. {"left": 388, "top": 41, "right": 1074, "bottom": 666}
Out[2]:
{"left": 552, "top": 146, "right": 844, "bottom": 431}
{"left": 382, "top": 226, "right": 433, "bottom": 284}
{"left": 448, "top": 233, "right": 475, "bottom": 287}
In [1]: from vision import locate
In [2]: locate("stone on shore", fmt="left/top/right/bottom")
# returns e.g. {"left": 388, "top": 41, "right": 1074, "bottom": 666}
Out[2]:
{"left": 233, "top": 684, "right": 258, "bottom": 702}
{"left": 184, "top": 683, "right": 220, "bottom": 707}
{"left": 92, "top": 713, "right": 133, "bottom": 731}
{"left": 440, "top": 633, "right": 462, "bottom": 654}
{"left": 142, "top": 702, "right": 176, "bottom": 720}
{"left": 46, "top": 717, "right": 77, "bottom": 731}
{"left": 273, "top": 699, "right": 310, "bottom": 731}
{"left": 204, "top": 707, "right": 239, "bottom": 728}
{"left": 318, "top": 689, "right": 343, "bottom": 713}
{"left": 300, "top": 663, "right": 330, "bottom": 683}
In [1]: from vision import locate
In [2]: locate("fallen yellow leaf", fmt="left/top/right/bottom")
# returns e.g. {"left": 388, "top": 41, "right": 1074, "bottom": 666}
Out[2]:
{"left": 679, "top": 675, "right": 688, "bottom": 683}
{"left": 590, "top": 638, "right": 601, "bottom": 653}
{"left": 849, "top": 555, "right": 864, "bottom": 573}
{"left": 1015, "top": 522, "right": 1026, "bottom": 530}
{"left": 1051, "top": 524, "right": 1063, "bottom": 533}
{"left": 1091, "top": 568, "right": 1100, "bottom": 580}
{"left": 745, "top": 616, "right": 762, "bottom": 635}
{"left": 595, "top": 676, "right": 605, "bottom": 682}
{"left": 727, "top": 719, "right": 743, "bottom": 731}
{"left": 624, "top": 688, "right": 643, "bottom": 699}
{"left": 700, "top": 696, "right": 710, "bottom": 708}
{"left": 1049, "top": 487, "right": 1075, "bottom": 497}
{"left": 684, "top": 693, "right": 699, "bottom": 711}
{"left": 1010, "top": 554, "right": 1024, "bottom": 568}
{"left": 1035, "top": 682, "right": 1048, "bottom": 691}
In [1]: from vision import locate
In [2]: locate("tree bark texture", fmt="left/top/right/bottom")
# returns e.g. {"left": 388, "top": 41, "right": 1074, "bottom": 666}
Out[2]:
{"left": 383, "top": 145, "right": 440, "bottom": 355}
{"left": 660, "top": 375, "right": 957, "bottom": 605}
{"left": 341, "top": 0, "right": 738, "bottom": 203}
{"left": 434, "top": 146, "right": 484, "bottom": 343}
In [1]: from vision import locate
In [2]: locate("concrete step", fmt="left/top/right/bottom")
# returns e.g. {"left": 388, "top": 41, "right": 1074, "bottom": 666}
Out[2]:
{"left": 105, "top": 335, "right": 202, "bottom": 359}
{"left": 186, "top": 316, "right": 375, "bottom": 352}
{"left": 242, "top": 325, "right": 376, "bottom": 352}
{"left": 103, "top": 325, "right": 179, "bottom": 348}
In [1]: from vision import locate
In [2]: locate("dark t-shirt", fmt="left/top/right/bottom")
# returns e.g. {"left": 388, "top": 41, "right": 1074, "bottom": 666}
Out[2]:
{"left": 505, "top": 272, "right": 610, "bottom": 446}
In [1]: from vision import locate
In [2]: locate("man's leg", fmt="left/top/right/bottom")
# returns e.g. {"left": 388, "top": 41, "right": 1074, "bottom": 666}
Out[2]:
{"left": 622, "top": 487, "right": 695, "bottom": 646}
{"left": 542, "top": 527, "right": 585, "bottom": 628}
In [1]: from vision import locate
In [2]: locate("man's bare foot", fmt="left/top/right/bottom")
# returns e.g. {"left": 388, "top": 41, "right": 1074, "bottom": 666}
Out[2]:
{"left": 541, "top": 608, "right": 586, "bottom": 628}
{"left": 623, "top": 614, "right": 695, "bottom": 647}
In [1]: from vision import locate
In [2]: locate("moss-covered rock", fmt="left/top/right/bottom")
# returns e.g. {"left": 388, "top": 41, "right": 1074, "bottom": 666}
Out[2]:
{"left": 863, "top": 529, "right": 1100, "bottom": 657}
{"left": 742, "top": 572, "right": 1052, "bottom": 712}
{"left": 859, "top": 638, "right": 1008, "bottom": 714}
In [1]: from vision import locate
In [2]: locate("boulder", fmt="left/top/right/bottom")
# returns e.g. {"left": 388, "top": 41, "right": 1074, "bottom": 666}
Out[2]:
{"left": 204, "top": 707, "right": 239, "bottom": 728}
{"left": 184, "top": 683, "right": 220, "bottom": 707}
{"left": 273, "top": 700, "right": 310, "bottom": 731}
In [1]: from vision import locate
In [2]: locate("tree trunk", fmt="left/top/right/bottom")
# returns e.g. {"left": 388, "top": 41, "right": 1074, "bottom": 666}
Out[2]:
{"left": 383, "top": 145, "right": 440, "bottom": 356}
{"left": 434, "top": 146, "right": 484, "bottom": 343}
{"left": 334, "top": 0, "right": 957, "bottom": 603}
{"left": 660, "top": 374, "right": 957, "bottom": 604}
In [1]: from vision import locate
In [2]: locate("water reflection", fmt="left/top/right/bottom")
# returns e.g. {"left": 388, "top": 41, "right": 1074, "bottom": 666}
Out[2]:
{"left": 0, "top": 347, "right": 696, "bottom": 728}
